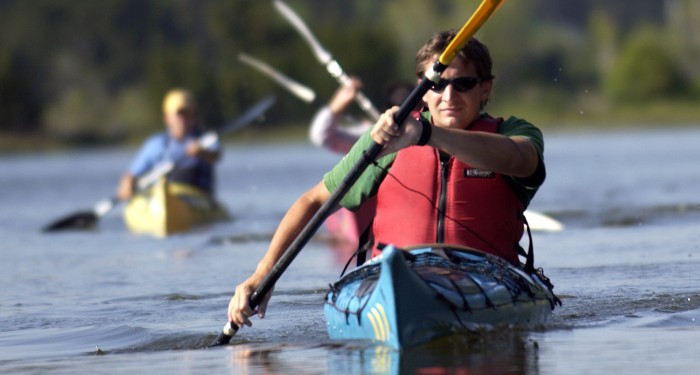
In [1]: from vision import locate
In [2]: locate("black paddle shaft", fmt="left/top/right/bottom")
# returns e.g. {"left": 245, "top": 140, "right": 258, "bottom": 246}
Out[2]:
{"left": 253, "top": 77, "right": 434, "bottom": 300}
{"left": 209, "top": 77, "right": 435, "bottom": 347}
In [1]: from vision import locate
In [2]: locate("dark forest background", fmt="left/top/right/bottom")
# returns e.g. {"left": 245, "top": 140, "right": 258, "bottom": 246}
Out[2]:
{"left": 1, "top": 0, "right": 699, "bottom": 151}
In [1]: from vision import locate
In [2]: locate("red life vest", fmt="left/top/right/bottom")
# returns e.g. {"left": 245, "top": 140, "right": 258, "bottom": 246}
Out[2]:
{"left": 371, "top": 117, "right": 524, "bottom": 264}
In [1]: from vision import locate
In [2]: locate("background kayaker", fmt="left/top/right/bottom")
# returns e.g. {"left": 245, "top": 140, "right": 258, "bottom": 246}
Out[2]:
{"left": 308, "top": 78, "right": 415, "bottom": 254}
{"left": 310, "top": 78, "right": 416, "bottom": 153}
{"left": 228, "top": 31, "right": 546, "bottom": 329}
{"left": 309, "top": 76, "right": 371, "bottom": 154}
{"left": 116, "top": 88, "right": 221, "bottom": 200}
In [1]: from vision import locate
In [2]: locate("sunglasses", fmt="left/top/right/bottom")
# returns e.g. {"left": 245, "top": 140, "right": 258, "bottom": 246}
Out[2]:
{"left": 430, "top": 76, "right": 481, "bottom": 93}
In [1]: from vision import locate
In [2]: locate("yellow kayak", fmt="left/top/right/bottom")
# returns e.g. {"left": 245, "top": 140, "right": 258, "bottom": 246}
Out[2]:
{"left": 123, "top": 179, "right": 228, "bottom": 237}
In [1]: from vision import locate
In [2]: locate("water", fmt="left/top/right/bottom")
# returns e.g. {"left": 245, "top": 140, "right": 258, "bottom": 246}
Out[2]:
{"left": 1, "top": 127, "right": 699, "bottom": 374}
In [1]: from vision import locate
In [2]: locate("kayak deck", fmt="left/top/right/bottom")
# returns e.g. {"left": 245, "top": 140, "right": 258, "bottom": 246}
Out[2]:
{"left": 324, "top": 244, "right": 559, "bottom": 349}
{"left": 123, "top": 179, "right": 228, "bottom": 237}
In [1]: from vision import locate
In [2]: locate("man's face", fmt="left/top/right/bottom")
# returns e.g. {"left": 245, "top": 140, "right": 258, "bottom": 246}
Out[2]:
{"left": 421, "top": 56, "right": 492, "bottom": 129}
{"left": 164, "top": 107, "right": 196, "bottom": 140}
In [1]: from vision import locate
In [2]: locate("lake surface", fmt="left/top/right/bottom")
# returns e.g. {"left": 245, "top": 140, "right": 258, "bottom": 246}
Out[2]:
{"left": 1, "top": 127, "right": 699, "bottom": 374}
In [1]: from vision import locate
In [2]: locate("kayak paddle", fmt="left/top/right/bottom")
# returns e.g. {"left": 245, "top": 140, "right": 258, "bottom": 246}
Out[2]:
{"left": 208, "top": 0, "right": 506, "bottom": 347}
{"left": 42, "top": 96, "right": 276, "bottom": 232}
{"left": 238, "top": 52, "right": 317, "bottom": 104}
{"left": 273, "top": 0, "right": 381, "bottom": 121}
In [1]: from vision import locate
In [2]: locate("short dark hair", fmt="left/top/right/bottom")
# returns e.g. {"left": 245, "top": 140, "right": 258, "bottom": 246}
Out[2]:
{"left": 415, "top": 30, "right": 494, "bottom": 81}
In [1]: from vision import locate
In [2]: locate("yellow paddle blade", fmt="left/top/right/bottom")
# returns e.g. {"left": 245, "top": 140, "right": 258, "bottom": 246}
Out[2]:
{"left": 438, "top": 0, "right": 506, "bottom": 67}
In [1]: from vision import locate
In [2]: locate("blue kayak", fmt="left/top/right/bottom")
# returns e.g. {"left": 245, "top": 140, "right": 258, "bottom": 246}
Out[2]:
{"left": 324, "top": 244, "right": 560, "bottom": 349}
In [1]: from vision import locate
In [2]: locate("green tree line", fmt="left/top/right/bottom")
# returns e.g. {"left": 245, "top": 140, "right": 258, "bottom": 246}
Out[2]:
{"left": 1, "top": 0, "right": 699, "bottom": 149}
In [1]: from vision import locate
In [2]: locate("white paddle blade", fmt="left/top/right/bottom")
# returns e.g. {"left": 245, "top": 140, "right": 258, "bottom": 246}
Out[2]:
{"left": 238, "top": 53, "right": 316, "bottom": 103}
{"left": 273, "top": 0, "right": 381, "bottom": 120}
{"left": 524, "top": 210, "right": 564, "bottom": 232}
{"left": 198, "top": 131, "right": 219, "bottom": 150}
{"left": 93, "top": 198, "right": 117, "bottom": 217}
{"left": 273, "top": 0, "right": 332, "bottom": 64}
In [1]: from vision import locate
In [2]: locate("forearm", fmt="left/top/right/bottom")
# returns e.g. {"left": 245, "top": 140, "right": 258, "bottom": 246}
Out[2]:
{"left": 309, "top": 107, "right": 337, "bottom": 147}
{"left": 427, "top": 126, "right": 539, "bottom": 178}
{"left": 310, "top": 107, "right": 367, "bottom": 154}
{"left": 117, "top": 174, "right": 135, "bottom": 200}
{"left": 252, "top": 181, "right": 330, "bottom": 276}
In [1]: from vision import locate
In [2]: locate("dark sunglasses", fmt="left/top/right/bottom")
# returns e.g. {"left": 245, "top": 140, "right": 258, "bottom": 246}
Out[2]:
{"left": 430, "top": 76, "right": 481, "bottom": 93}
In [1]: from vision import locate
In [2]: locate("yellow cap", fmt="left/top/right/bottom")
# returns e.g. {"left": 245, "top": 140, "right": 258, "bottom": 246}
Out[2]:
{"left": 162, "top": 89, "right": 196, "bottom": 115}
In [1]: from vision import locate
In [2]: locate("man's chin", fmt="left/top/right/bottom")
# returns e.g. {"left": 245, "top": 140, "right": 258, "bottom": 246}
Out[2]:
{"left": 436, "top": 118, "right": 466, "bottom": 129}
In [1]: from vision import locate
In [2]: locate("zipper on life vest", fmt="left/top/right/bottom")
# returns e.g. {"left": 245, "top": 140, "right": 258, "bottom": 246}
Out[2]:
{"left": 436, "top": 157, "right": 450, "bottom": 243}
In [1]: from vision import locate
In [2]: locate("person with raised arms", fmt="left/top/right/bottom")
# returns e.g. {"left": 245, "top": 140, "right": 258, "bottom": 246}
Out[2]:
{"left": 310, "top": 78, "right": 415, "bottom": 153}
{"left": 309, "top": 78, "right": 417, "bottom": 254}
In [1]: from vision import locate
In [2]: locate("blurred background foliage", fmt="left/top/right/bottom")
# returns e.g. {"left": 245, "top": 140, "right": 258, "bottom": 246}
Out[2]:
{"left": 1, "top": 0, "right": 699, "bottom": 151}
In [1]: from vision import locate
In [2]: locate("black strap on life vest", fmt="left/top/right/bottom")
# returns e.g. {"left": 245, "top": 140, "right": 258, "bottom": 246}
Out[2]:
{"left": 519, "top": 213, "right": 535, "bottom": 274}
{"left": 339, "top": 220, "right": 375, "bottom": 278}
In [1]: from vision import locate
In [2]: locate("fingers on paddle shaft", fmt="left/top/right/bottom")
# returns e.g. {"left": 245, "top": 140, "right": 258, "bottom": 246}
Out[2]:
{"left": 208, "top": 322, "right": 238, "bottom": 347}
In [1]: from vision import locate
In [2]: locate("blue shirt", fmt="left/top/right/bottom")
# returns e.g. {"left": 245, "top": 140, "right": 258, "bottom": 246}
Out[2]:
{"left": 128, "top": 131, "right": 220, "bottom": 193}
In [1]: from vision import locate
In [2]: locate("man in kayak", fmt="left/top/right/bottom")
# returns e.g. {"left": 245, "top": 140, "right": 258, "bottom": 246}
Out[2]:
{"left": 116, "top": 88, "right": 221, "bottom": 200}
{"left": 228, "top": 31, "right": 545, "bottom": 328}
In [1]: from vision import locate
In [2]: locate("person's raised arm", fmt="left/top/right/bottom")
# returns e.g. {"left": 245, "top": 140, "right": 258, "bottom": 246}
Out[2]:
{"left": 310, "top": 77, "right": 367, "bottom": 153}
{"left": 117, "top": 173, "right": 135, "bottom": 200}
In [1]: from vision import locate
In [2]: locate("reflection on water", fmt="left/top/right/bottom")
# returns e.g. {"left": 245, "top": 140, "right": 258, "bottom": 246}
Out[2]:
{"left": 224, "top": 329, "right": 543, "bottom": 375}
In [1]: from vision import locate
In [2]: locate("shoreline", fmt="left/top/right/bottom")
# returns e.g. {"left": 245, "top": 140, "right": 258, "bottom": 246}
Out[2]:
{"left": 3, "top": 110, "right": 698, "bottom": 155}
